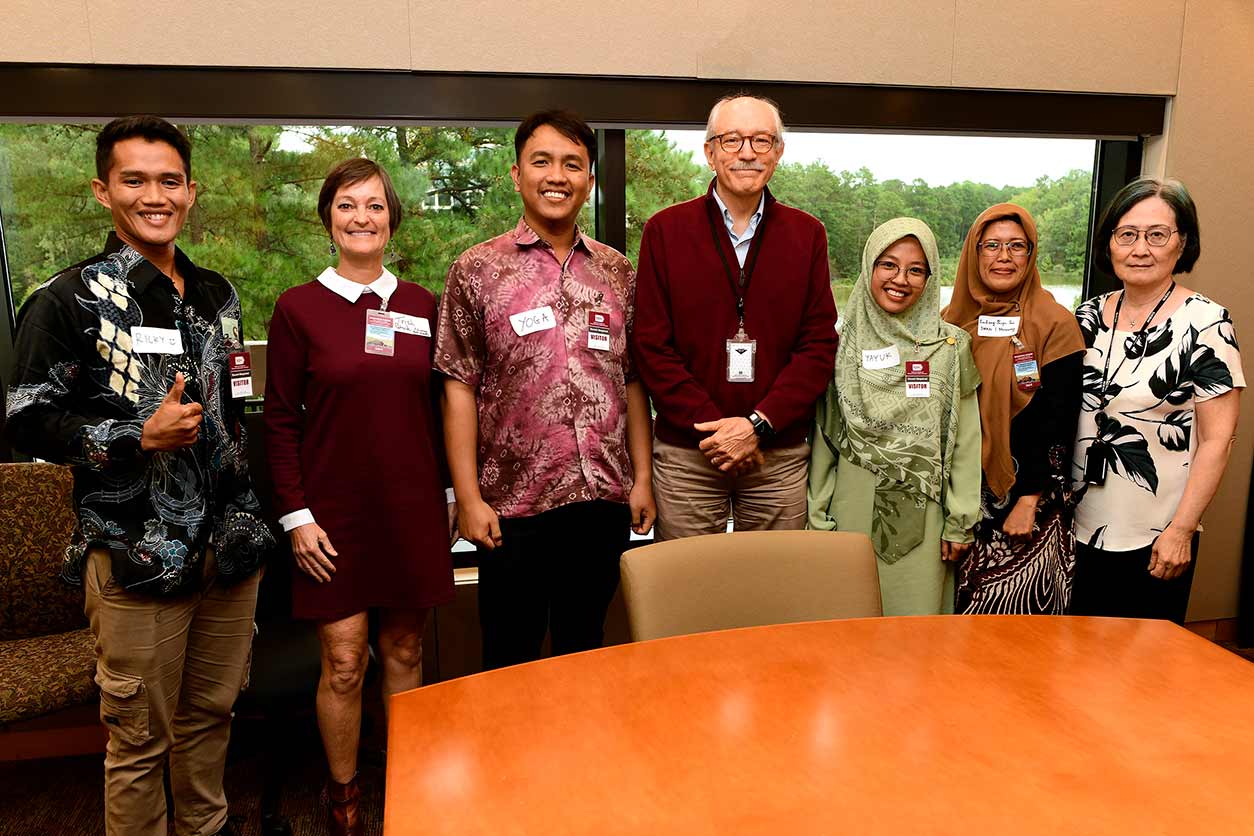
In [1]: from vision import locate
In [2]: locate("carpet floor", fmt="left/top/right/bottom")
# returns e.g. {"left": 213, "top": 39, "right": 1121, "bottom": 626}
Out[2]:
{"left": 0, "top": 713, "right": 387, "bottom": 836}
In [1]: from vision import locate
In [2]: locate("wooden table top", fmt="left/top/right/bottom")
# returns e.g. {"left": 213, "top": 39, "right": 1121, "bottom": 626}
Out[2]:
{"left": 385, "top": 617, "right": 1254, "bottom": 835}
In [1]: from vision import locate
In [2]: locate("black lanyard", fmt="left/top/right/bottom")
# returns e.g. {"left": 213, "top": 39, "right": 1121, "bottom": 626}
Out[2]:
{"left": 705, "top": 197, "right": 767, "bottom": 324}
{"left": 1098, "top": 281, "right": 1175, "bottom": 412}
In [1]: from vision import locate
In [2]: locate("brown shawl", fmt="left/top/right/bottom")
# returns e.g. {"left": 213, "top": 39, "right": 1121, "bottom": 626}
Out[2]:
{"left": 942, "top": 203, "right": 1084, "bottom": 500}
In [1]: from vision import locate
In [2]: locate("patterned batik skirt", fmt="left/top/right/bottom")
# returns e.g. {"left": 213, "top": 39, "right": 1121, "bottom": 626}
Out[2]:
{"left": 956, "top": 485, "right": 1076, "bottom": 615}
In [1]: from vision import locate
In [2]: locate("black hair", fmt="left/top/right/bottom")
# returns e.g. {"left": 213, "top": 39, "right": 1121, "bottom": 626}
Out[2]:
{"left": 1094, "top": 177, "right": 1201, "bottom": 274}
{"left": 95, "top": 115, "right": 193, "bottom": 181}
{"left": 514, "top": 110, "right": 597, "bottom": 170}
{"left": 317, "top": 158, "right": 404, "bottom": 235}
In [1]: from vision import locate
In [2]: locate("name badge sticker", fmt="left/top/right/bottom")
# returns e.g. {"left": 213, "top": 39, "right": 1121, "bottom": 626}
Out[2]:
{"left": 228, "top": 351, "right": 253, "bottom": 398}
{"left": 364, "top": 310, "right": 395, "bottom": 356}
{"left": 861, "top": 345, "right": 901, "bottom": 370}
{"left": 510, "top": 306, "right": 557, "bottom": 337}
{"left": 587, "top": 310, "right": 611, "bottom": 351}
{"left": 905, "top": 360, "right": 931, "bottom": 398}
{"left": 131, "top": 326, "right": 184, "bottom": 354}
{"left": 391, "top": 313, "right": 432, "bottom": 337}
{"left": 977, "top": 315, "right": 1021, "bottom": 338}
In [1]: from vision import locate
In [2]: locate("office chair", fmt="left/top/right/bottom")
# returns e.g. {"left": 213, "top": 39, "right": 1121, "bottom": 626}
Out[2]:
{"left": 620, "top": 529, "right": 881, "bottom": 642}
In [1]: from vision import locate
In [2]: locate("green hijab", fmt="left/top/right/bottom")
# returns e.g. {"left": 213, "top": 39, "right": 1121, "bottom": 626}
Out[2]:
{"left": 822, "top": 217, "right": 979, "bottom": 562}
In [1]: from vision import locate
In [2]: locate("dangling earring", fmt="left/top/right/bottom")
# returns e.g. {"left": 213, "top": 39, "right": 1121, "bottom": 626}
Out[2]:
{"left": 386, "top": 242, "right": 399, "bottom": 264}
{"left": 328, "top": 240, "right": 337, "bottom": 256}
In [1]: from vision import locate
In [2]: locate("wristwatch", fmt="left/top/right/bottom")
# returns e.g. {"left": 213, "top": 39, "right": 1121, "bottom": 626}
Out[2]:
{"left": 748, "top": 412, "right": 774, "bottom": 439}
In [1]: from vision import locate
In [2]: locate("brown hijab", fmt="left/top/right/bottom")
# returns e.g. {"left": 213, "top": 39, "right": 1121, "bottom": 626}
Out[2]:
{"left": 943, "top": 203, "right": 1084, "bottom": 500}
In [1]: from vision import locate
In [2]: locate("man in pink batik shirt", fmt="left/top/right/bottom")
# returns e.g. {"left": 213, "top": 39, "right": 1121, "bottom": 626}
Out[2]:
{"left": 435, "top": 110, "right": 655, "bottom": 670}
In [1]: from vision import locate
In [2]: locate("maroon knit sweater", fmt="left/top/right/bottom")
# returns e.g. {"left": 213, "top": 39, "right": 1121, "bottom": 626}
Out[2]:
{"left": 631, "top": 185, "right": 839, "bottom": 448}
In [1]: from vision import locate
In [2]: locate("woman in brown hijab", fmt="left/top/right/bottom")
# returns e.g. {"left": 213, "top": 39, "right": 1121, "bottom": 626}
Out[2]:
{"left": 943, "top": 203, "right": 1085, "bottom": 614}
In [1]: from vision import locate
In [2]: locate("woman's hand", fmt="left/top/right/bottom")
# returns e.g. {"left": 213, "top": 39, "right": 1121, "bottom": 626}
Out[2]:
{"left": 447, "top": 501, "right": 459, "bottom": 545}
{"left": 1150, "top": 526, "right": 1193, "bottom": 580}
{"left": 940, "top": 539, "right": 971, "bottom": 562}
{"left": 1002, "top": 494, "right": 1040, "bottom": 539}
{"left": 629, "top": 479, "right": 657, "bottom": 536}
{"left": 290, "top": 522, "right": 337, "bottom": 583}
{"left": 459, "top": 498, "right": 503, "bottom": 550}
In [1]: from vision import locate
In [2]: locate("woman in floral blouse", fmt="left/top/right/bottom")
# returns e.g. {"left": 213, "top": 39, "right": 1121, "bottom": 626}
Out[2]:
{"left": 1072, "top": 178, "right": 1244, "bottom": 622}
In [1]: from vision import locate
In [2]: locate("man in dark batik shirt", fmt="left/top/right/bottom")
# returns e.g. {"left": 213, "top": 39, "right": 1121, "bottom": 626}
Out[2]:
{"left": 5, "top": 116, "right": 272, "bottom": 836}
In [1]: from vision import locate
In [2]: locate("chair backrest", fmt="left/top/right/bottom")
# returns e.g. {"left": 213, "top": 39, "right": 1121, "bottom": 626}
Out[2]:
{"left": 0, "top": 461, "right": 87, "bottom": 640}
{"left": 620, "top": 530, "right": 881, "bottom": 642}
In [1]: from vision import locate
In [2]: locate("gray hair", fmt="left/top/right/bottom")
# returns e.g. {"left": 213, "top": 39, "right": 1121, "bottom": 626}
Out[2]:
{"left": 705, "top": 93, "right": 786, "bottom": 142}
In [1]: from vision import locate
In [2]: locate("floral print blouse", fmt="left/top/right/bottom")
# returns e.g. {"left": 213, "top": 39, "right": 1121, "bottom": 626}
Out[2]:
{"left": 1073, "top": 290, "right": 1244, "bottom": 551}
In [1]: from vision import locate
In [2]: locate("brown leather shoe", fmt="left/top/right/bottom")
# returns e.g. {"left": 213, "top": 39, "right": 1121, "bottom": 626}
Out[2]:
{"left": 327, "top": 773, "right": 362, "bottom": 836}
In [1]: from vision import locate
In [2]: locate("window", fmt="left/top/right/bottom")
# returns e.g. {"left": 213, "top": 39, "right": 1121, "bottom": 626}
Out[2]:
{"left": 625, "top": 129, "right": 1096, "bottom": 311}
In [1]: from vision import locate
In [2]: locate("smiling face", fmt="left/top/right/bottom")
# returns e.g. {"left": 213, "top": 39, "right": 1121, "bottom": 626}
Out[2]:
{"left": 977, "top": 219, "right": 1031, "bottom": 294}
{"left": 703, "top": 97, "right": 783, "bottom": 204}
{"left": 1108, "top": 195, "right": 1184, "bottom": 290}
{"left": 870, "top": 236, "right": 929, "bottom": 315}
{"left": 511, "top": 124, "right": 594, "bottom": 234}
{"left": 91, "top": 137, "right": 196, "bottom": 255}
{"left": 329, "top": 175, "right": 391, "bottom": 263}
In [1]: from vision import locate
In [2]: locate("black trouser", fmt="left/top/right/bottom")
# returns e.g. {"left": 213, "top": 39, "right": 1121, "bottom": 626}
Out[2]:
{"left": 1071, "top": 534, "right": 1199, "bottom": 624}
{"left": 478, "top": 499, "right": 631, "bottom": 670}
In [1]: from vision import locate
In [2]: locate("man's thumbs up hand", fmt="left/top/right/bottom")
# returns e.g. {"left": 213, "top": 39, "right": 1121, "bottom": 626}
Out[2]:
{"left": 141, "top": 372, "right": 204, "bottom": 452}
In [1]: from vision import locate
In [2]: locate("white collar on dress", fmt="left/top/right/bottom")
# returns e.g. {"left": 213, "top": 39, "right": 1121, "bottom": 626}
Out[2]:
{"left": 316, "top": 266, "right": 398, "bottom": 305}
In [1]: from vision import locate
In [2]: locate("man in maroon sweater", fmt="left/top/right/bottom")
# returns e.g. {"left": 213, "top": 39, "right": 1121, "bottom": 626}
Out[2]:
{"left": 631, "top": 94, "right": 838, "bottom": 540}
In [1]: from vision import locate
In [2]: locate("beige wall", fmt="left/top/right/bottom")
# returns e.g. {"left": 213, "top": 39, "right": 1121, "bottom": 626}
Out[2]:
{"left": 1143, "top": 0, "right": 1254, "bottom": 620}
{"left": 3, "top": 1, "right": 1188, "bottom": 94}
{"left": 3, "top": 0, "right": 1249, "bottom": 616}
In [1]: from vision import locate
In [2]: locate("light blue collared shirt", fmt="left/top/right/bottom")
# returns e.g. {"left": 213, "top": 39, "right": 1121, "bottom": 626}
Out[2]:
{"left": 711, "top": 188, "right": 766, "bottom": 268}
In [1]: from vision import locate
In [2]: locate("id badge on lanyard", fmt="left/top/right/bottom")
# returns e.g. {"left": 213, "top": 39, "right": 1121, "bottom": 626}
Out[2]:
{"left": 1010, "top": 336, "right": 1041, "bottom": 392}
{"left": 727, "top": 321, "right": 756, "bottom": 383}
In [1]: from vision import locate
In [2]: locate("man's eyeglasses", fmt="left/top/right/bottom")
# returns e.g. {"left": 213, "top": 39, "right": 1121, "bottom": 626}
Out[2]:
{"left": 1112, "top": 225, "right": 1179, "bottom": 247}
{"left": 874, "top": 260, "right": 929, "bottom": 283}
{"left": 706, "top": 133, "right": 778, "bottom": 154}
{"left": 977, "top": 239, "right": 1032, "bottom": 258}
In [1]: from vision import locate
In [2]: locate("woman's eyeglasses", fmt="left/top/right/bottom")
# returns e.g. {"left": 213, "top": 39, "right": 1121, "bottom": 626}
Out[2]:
{"left": 1111, "top": 226, "right": 1178, "bottom": 247}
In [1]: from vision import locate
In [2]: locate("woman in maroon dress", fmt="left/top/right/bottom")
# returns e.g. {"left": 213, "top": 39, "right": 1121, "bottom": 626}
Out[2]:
{"left": 264, "top": 158, "right": 455, "bottom": 836}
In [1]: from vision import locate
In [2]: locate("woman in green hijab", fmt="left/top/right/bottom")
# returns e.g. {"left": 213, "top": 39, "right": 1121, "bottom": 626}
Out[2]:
{"left": 808, "top": 218, "right": 982, "bottom": 615}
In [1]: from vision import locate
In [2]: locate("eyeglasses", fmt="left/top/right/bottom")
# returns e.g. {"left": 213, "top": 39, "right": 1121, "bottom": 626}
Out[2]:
{"left": 977, "top": 239, "right": 1032, "bottom": 258}
{"left": 874, "top": 260, "right": 929, "bottom": 283}
{"left": 706, "top": 133, "right": 778, "bottom": 154}
{"left": 1112, "top": 225, "right": 1179, "bottom": 247}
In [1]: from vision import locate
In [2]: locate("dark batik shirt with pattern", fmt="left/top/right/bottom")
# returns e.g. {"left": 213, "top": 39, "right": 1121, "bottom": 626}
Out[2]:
{"left": 435, "top": 219, "right": 636, "bottom": 519}
{"left": 5, "top": 234, "right": 273, "bottom": 595}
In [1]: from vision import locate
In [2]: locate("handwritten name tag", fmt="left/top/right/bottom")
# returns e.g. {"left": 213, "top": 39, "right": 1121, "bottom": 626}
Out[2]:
{"left": 510, "top": 306, "right": 557, "bottom": 337}
{"left": 131, "top": 326, "right": 184, "bottom": 354}
{"left": 977, "top": 316, "right": 1021, "bottom": 338}
{"left": 861, "top": 345, "right": 900, "bottom": 370}
{"left": 390, "top": 313, "right": 431, "bottom": 337}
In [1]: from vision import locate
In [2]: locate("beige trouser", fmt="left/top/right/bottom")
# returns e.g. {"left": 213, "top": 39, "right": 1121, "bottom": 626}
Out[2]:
{"left": 652, "top": 438, "right": 811, "bottom": 541}
{"left": 85, "top": 548, "right": 260, "bottom": 836}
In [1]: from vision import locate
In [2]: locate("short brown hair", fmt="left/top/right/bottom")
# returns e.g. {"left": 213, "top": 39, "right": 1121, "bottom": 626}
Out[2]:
{"left": 317, "top": 158, "right": 403, "bottom": 235}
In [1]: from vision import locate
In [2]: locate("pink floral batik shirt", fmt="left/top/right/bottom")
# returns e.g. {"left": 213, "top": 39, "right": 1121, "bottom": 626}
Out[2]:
{"left": 435, "top": 219, "right": 637, "bottom": 519}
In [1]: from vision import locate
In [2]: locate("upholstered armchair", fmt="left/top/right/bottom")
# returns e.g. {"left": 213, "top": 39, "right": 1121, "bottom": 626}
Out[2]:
{"left": 0, "top": 462, "right": 101, "bottom": 758}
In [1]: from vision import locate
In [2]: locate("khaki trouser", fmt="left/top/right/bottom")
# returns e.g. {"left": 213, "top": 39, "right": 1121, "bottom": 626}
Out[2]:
{"left": 652, "top": 438, "right": 811, "bottom": 541}
{"left": 85, "top": 548, "right": 260, "bottom": 836}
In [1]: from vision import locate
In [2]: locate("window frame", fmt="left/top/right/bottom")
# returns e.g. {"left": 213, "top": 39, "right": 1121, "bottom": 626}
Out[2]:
{"left": 0, "top": 62, "right": 1164, "bottom": 387}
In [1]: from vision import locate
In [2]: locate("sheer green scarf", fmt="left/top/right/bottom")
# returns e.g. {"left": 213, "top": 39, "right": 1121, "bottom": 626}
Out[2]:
{"left": 822, "top": 218, "right": 979, "bottom": 562}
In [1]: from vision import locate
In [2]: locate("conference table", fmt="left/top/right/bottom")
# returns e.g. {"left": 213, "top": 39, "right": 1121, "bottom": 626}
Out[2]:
{"left": 385, "top": 617, "right": 1254, "bottom": 834}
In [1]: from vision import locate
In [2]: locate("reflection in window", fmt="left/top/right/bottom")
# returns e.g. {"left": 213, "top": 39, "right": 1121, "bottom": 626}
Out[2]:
{"left": 625, "top": 130, "right": 1096, "bottom": 311}
{"left": 0, "top": 124, "right": 594, "bottom": 339}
